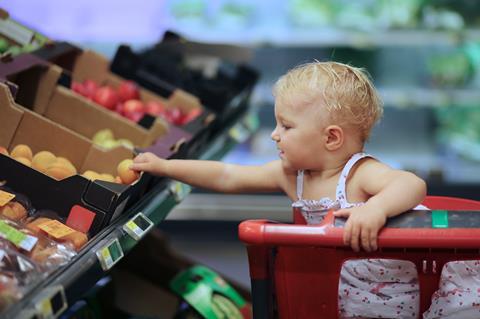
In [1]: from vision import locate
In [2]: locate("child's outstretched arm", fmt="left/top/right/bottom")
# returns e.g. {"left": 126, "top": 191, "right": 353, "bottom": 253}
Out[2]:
{"left": 334, "top": 159, "right": 427, "bottom": 252}
{"left": 130, "top": 152, "right": 284, "bottom": 193}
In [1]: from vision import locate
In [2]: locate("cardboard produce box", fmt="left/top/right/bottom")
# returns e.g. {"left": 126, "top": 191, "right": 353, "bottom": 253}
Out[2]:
{"left": 1, "top": 53, "right": 193, "bottom": 159}
{"left": 0, "top": 83, "right": 148, "bottom": 235}
{"left": 33, "top": 42, "right": 217, "bottom": 158}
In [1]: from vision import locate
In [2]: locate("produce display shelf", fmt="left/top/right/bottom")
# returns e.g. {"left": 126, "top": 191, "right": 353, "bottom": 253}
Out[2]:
{"left": 2, "top": 109, "right": 258, "bottom": 319}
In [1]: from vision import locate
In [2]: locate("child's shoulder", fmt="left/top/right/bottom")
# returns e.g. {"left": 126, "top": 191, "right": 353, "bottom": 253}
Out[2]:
{"left": 350, "top": 156, "right": 391, "bottom": 178}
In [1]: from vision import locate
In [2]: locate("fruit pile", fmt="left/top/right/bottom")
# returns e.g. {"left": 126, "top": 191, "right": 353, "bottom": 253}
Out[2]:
{"left": 92, "top": 129, "right": 134, "bottom": 150}
{"left": 71, "top": 79, "right": 201, "bottom": 125}
{"left": 1, "top": 145, "right": 139, "bottom": 185}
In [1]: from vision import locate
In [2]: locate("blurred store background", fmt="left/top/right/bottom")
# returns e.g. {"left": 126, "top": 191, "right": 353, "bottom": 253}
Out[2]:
{"left": 4, "top": 0, "right": 480, "bottom": 301}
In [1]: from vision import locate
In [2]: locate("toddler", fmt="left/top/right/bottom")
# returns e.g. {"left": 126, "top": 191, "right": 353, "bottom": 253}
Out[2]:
{"left": 131, "top": 61, "right": 429, "bottom": 318}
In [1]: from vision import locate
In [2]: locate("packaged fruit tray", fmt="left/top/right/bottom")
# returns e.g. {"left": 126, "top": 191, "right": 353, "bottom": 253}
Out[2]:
{"left": 32, "top": 42, "right": 216, "bottom": 158}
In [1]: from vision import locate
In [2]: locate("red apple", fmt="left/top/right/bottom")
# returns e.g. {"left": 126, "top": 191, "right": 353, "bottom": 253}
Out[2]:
{"left": 93, "top": 86, "right": 119, "bottom": 110}
{"left": 145, "top": 101, "right": 166, "bottom": 116}
{"left": 71, "top": 81, "right": 87, "bottom": 97}
{"left": 124, "top": 111, "right": 144, "bottom": 123}
{"left": 118, "top": 80, "right": 140, "bottom": 102}
{"left": 123, "top": 99, "right": 144, "bottom": 114}
{"left": 115, "top": 102, "right": 125, "bottom": 115}
{"left": 163, "top": 108, "right": 182, "bottom": 124}
{"left": 82, "top": 79, "right": 99, "bottom": 99}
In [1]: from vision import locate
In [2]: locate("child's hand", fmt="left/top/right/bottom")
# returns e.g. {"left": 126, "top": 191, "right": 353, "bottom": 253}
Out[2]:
{"left": 333, "top": 206, "right": 387, "bottom": 252}
{"left": 129, "top": 152, "right": 165, "bottom": 175}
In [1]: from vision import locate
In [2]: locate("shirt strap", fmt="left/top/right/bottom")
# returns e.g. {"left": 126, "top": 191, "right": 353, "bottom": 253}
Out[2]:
{"left": 336, "top": 152, "right": 372, "bottom": 207}
{"left": 296, "top": 170, "right": 304, "bottom": 201}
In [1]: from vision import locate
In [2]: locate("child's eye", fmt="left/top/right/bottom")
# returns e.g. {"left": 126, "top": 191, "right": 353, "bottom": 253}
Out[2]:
{"left": 282, "top": 124, "right": 291, "bottom": 130}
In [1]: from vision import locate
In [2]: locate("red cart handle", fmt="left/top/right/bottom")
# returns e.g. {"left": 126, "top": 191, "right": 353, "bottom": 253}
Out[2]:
{"left": 239, "top": 210, "right": 480, "bottom": 249}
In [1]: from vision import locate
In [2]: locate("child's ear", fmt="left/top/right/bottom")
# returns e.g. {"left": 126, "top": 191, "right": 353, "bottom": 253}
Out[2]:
{"left": 324, "top": 125, "right": 344, "bottom": 150}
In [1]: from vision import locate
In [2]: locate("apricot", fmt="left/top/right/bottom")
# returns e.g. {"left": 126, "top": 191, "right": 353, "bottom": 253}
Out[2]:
{"left": 10, "top": 144, "right": 33, "bottom": 161}
{"left": 117, "top": 159, "right": 139, "bottom": 184}
{"left": 0, "top": 205, "right": 15, "bottom": 220}
{"left": 55, "top": 157, "right": 77, "bottom": 174}
{"left": 82, "top": 170, "right": 100, "bottom": 180}
{"left": 45, "top": 164, "right": 75, "bottom": 180}
{"left": 14, "top": 156, "right": 32, "bottom": 167}
{"left": 31, "top": 151, "right": 56, "bottom": 172}
{"left": 1, "top": 202, "right": 27, "bottom": 221}
{"left": 0, "top": 146, "right": 8, "bottom": 156}
{"left": 98, "top": 173, "right": 115, "bottom": 183}
{"left": 26, "top": 217, "right": 52, "bottom": 235}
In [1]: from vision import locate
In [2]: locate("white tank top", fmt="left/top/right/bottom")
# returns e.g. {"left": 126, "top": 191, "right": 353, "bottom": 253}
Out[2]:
{"left": 292, "top": 152, "right": 427, "bottom": 211}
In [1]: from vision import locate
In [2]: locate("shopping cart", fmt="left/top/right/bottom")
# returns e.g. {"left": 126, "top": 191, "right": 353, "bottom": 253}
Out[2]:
{"left": 239, "top": 196, "right": 480, "bottom": 319}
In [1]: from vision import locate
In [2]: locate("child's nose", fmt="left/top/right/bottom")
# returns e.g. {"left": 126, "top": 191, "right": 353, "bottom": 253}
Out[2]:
{"left": 271, "top": 128, "right": 280, "bottom": 141}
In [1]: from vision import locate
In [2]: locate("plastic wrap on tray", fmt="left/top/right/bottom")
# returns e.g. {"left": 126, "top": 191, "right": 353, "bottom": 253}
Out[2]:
{"left": 0, "top": 247, "right": 43, "bottom": 312}
{"left": 25, "top": 211, "right": 89, "bottom": 251}
{"left": 0, "top": 217, "right": 76, "bottom": 273}
{"left": 0, "top": 187, "right": 34, "bottom": 224}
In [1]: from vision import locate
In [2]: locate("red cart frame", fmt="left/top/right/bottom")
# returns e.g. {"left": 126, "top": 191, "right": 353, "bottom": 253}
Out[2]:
{"left": 239, "top": 196, "right": 480, "bottom": 319}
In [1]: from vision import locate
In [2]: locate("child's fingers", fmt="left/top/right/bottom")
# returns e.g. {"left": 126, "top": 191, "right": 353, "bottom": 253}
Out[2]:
{"left": 133, "top": 153, "right": 150, "bottom": 163}
{"left": 129, "top": 162, "right": 149, "bottom": 172}
{"left": 333, "top": 209, "right": 351, "bottom": 218}
{"left": 370, "top": 231, "right": 378, "bottom": 251}
{"left": 361, "top": 228, "right": 371, "bottom": 252}
{"left": 349, "top": 223, "right": 360, "bottom": 252}
{"left": 343, "top": 220, "right": 352, "bottom": 246}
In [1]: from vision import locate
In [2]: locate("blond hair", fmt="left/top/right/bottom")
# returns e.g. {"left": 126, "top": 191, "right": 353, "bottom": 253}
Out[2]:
{"left": 273, "top": 61, "right": 383, "bottom": 142}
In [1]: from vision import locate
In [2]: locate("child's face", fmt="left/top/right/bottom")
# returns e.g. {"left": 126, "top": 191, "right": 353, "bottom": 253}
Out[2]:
{"left": 271, "top": 98, "right": 327, "bottom": 171}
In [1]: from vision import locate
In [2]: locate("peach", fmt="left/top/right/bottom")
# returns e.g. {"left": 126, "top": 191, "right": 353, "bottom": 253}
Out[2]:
{"left": 0, "top": 146, "right": 8, "bottom": 156}
{"left": 32, "top": 151, "right": 56, "bottom": 172}
{"left": 117, "top": 159, "right": 139, "bottom": 184}
{"left": 6, "top": 202, "right": 27, "bottom": 221}
{"left": 45, "top": 164, "right": 75, "bottom": 180}
{"left": 61, "top": 231, "right": 88, "bottom": 251}
{"left": 14, "top": 156, "right": 32, "bottom": 167}
{"left": 0, "top": 205, "right": 15, "bottom": 219}
{"left": 10, "top": 144, "right": 33, "bottom": 161}
{"left": 26, "top": 217, "right": 52, "bottom": 235}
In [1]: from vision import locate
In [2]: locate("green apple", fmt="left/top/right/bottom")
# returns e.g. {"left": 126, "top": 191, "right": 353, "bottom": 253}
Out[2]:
{"left": 93, "top": 129, "right": 114, "bottom": 145}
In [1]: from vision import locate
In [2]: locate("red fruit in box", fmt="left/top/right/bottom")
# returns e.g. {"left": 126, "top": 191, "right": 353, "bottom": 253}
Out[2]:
{"left": 71, "top": 81, "right": 87, "bottom": 97}
{"left": 124, "top": 111, "right": 144, "bottom": 123}
{"left": 115, "top": 102, "right": 125, "bottom": 115}
{"left": 145, "top": 101, "right": 165, "bottom": 116}
{"left": 179, "top": 108, "right": 202, "bottom": 125}
{"left": 93, "top": 86, "right": 119, "bottom": 110}
{"left": 123, "top": 99, "right": 144, "bottom": 114}
{"left": 118, "top": 80, "right": 140, "bottom": 102}
{"left": 164, "top": 108, "right": 182, "bottom": 124}
{"left": 82, "top": 79, "right": 99, "bottom": 99}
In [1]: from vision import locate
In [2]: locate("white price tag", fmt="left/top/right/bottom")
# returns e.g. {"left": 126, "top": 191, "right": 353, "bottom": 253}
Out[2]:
{"left": 122, "top": 212, "right": 154, "bottom": 241}
{"left": 96, "top": 238, "right": 124, "bottom": 271}
{"left": 32, "top": 286, "right": 67, "bottom": 319}
{"left": 169, "top": 182, "right": 191, "bottom": 203}
{"left": 0, "top": 19, "right": 33, "bottom": 45}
